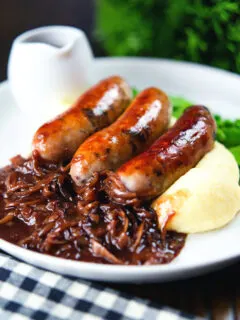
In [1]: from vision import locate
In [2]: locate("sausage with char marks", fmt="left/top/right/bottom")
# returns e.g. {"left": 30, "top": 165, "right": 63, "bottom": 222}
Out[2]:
{"left": 70, "top": 87, "right": 171, "bottom": 185}
{"left": 116, "top": 105, "right": 216, "bottom": 200}
{"left": 32, "top": 76, "right": 132, "bottom": 162}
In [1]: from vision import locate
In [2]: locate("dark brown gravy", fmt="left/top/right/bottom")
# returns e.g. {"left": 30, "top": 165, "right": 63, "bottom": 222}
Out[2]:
{"left": 0, "top": 154, "right": 186, "bottom": 265}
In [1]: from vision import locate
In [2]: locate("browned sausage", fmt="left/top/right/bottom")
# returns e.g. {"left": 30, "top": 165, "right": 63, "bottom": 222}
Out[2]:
{"left": 70, "top": 87, "right": 171, "bottom": 185}
{"left": 116, "top": 105, "right": 216, "bottom": 199}
{"left": 32, "top": 76, "right": 132, "bottom": 162}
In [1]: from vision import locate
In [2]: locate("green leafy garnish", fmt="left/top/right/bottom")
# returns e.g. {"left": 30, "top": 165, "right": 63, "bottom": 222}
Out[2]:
{"left": 214, "top": 116, "right": 240, "bottom": 148}
{"left": 170, "top": 96, "right": 192, "bottom": 119}
{"left": 132, "top": 87, "right": 139, "bottom": 98}
{"left": 229, "top": 146, "right": 240, "bottom": 165}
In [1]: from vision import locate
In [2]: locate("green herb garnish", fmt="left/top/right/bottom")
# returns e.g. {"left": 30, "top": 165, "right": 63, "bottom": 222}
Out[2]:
{"left": 229, "top": 146, "right": 240, "bottom": 165}
{"left": 215, "top": 116, "right": 240, "bottom": 148}
{"left": 170, "top": 96, "right": 193, "bottom": 119}
{"left": 132, "top": 87, "right": 139, "bottom": 98}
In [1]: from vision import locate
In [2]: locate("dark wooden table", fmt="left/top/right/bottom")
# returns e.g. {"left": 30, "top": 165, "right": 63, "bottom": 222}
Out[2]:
{"left": 110, "top": 261, "right": 240, "bottom": 319}
{"left": 1, "top": 2, "right": 240, "bottom": 319}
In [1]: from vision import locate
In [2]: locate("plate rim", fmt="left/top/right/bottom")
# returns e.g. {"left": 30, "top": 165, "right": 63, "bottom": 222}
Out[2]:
{"left": 93, "top": 56, "right": 240, "bottom": 81}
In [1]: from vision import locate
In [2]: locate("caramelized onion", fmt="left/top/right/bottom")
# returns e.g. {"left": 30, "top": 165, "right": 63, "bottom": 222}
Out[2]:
{"left": 104, "top": 171, "right": 140, "bottom": 206}
{"left": 0, "top": 154, "right": 186, "bottom": 265}
{"left": 91, "top": 239, "right": 123, "bottom": 264}
{"left": 0, "top": 214, "right": 14, "bottom": 224}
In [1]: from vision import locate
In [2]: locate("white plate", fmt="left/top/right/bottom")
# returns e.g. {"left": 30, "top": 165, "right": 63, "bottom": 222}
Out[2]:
{"left": 0, "top": 57, "right": 239, "bottom": 283}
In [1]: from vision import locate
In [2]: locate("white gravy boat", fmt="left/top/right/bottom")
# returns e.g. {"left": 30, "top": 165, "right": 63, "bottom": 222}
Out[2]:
{"left": 8, "top": 26, "right": 93, "bottom": 124}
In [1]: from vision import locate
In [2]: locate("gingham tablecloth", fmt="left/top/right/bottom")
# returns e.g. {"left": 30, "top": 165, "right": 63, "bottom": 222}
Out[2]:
{"left": 0, "top": 252, "right": 200, "bottom": 320}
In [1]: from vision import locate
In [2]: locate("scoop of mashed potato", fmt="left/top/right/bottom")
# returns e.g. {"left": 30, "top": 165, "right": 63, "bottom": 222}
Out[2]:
{"left": 152, "top": 142, "right": 240, "bottom": 233}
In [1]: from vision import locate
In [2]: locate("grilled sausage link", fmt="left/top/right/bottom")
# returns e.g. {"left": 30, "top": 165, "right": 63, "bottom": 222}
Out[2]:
{"left": 116, "top": 105, "right": 216, "bottom": 200}
{"left": 70, "top": 87, "right": 171, "bottom": 185}
{"left": 32, "top": 76, "right": 132, "bottom": 162}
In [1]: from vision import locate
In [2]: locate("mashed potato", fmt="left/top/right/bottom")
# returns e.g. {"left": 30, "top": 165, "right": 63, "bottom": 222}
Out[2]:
{"left": 151, "top": 142, "right": 240, "bottom": 233}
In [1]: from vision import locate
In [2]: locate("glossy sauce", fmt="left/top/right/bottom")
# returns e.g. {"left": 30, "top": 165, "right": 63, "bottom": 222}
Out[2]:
{"left": 0, "top": 155, "right": 186, "bottom": 265}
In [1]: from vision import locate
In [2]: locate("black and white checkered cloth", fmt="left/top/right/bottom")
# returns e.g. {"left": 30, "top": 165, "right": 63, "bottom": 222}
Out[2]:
{"left": 0, "top": 252, "right": 199, "bottom": 320}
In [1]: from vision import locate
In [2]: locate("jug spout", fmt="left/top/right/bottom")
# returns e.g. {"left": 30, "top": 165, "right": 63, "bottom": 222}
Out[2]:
{"left": 13, "top": 25, "right": 91, "bottom": 54}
